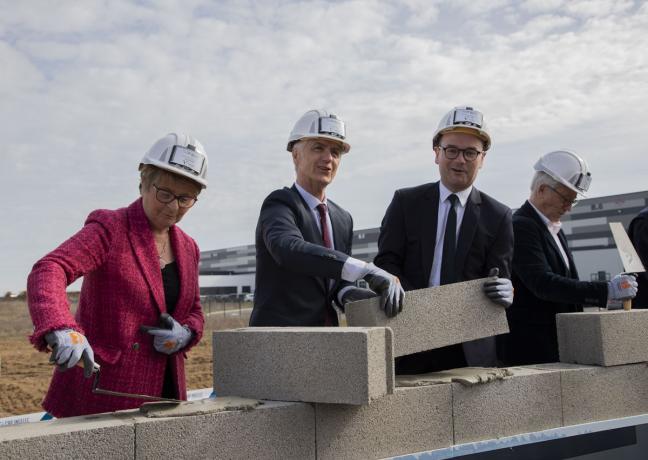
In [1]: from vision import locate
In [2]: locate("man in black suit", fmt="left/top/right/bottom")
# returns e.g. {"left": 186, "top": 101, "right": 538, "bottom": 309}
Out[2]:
{"left": 505, "top": 150, "right": 638, "bottom": 365}
{"left": 629, "top": 207, "right": 648, "bottom": 309}
{"left": 375, "top": 106, "right": 514, "bottom": 374}
{"left": 250, "top": 109, "right": 404, "bottom": 327}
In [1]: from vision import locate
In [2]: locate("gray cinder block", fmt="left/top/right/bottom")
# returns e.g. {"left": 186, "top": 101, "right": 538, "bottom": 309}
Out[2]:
{"left": 213, "top": 327, "right": 394, "bottom": 405}
{"left": 451, "top": 367, "right": 562, "bottom": 444}
{"left": 0, "top": 414, "right": 134, "bottom": 460}
{"left": 315, "top": 384, "right": 453, "bottom": 460}
{"left": 557, "top": 310, "right": 648, "bottom": 366}
{"left": 346, "top": 278, "right": 508, "bottom": 357}
{"left": 133, "top": 400, "right": 315, "bottom": 460}
{"left": 527, "top": 362, "right": 648, "bottom": 426}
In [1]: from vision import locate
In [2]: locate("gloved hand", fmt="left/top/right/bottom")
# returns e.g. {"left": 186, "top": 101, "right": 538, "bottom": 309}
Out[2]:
{"left": 608, "top": 274, "right": 638, "bottom": 300}
{"left": 144, "top": 314, "right": 193, "bottom": 355}
{"left": 361, "top": 263, "right": 405, "bottom": 318}
{"left": 341, "top": 287, "right": 378, "bottom": 305}
{"left": 44, "top": 329, "right": 95, "bottom": 378}
{"left": 483, "top": 267, "right": 514, "bottom": 308}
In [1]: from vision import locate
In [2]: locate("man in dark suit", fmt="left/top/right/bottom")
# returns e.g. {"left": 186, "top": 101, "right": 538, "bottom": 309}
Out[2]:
{"left": 375, "top": 106, "right": 514, "bottom": 374}
{"left": 505, "top": 150, "right": 637, "bottom": 365}
{"left": 250, "top": 109, "right": 404, "bottom": 327}
{"left": 629, "top": 207, "right": 648, "bottom": 309}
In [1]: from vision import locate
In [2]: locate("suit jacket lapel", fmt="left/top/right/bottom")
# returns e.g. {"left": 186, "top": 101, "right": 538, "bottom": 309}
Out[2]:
{"left": 422, "top": 183, "right": 440, "bottom": 283}
{"left": 523, "top": 201, "right": 570, "bottom": 276}
{"left": 126, "top": 198, "right": 166, "bottom": 314}
{"left": 169, "top": 226, "right": 191, "bottom": 317}
{"left": 456, "top": 188, "right": 481, "bottom": 279}
{"left": 558, "top": 229, "right": 578, "bottom": 278}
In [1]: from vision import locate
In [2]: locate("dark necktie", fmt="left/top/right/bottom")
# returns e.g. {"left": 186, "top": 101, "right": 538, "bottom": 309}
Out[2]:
{"left": 440, "top": 194, "right": 458, "bottom": 285}
{"left": 316, "top": 203, "right": 333, "bottom": 249}
{"left": 316, "top": 203, "right": 336, "bottom": 325}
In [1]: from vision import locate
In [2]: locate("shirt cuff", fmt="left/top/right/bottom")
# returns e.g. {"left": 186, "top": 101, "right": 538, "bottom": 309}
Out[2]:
{"left": 341, "top": 257, "right": 368, "bottom": 282}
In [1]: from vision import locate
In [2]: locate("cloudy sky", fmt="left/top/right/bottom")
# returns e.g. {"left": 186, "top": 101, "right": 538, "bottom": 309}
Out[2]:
{"left": 1, "top": 0, "right": 647, "bottom": 293}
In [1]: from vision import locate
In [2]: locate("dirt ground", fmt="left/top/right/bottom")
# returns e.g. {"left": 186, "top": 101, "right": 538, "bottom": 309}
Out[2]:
{"left": 0, "top": 297, "right": 250, "bottom": 418}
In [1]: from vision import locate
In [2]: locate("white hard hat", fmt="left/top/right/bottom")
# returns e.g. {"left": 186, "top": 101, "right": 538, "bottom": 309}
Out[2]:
{"left": 287, "top": 109, "right": 350, "bottom": 153}
{"left": 141, "top": 133, "right": 208, "bottom": 188}
{"left": 433, "top": 106, "right": 491, "bottom": 151}
{"left": 534, "top": 150, "right": 591, "bottom": 196}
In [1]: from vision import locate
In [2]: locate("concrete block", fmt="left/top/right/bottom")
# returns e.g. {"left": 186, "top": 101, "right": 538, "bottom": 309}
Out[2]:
{"left": 315, "top": 384, "right": 452, "bottom": 460}
{"left": 213, "top": 327, "right": 394, "bottom": 405}
{"left": 528, "top": 362, "right": 648, "bottom": 426}
{"left": 346, "top": 278, "right": 508, "bottom": 357}
{"left": 557, "top": 310, "right": 648, "bottom": 366}
{"left": 133, "top": 400, "right": 315, "bottom": 460}
{"left": 0, "top": 413, "right": 134, "bottom": 460}
{"left": 451, "top": 367, "right": 562, "bottom": 444}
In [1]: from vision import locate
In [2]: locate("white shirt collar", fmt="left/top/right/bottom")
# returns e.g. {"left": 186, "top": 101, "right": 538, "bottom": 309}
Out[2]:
{"left": 439, "top": 182, "right": 472, "bottom": 207}
{"left": 529, "top": 201, "right": 562, "bottom": 235}
{"left": 294, "top": 182, "right": 327, "bottom": 210}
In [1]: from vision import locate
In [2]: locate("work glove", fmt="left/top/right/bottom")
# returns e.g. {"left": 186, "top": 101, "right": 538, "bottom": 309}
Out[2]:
{"left": 361, "top": 263, "right": 405, "bottom": 318}
{"left": 44, "top": 329, "right": 95, "bottom": 378}
{"left": 144, "top": 314, "right": 193, "bottom": 355}
{"left": 483, "top": 268, "right": 514, "bottom": 308}
{"left": 608, "top": 274, "right": 638, "bottom": 300}
{"left": 341, "top": 287, "right": 378, "bottom": 305}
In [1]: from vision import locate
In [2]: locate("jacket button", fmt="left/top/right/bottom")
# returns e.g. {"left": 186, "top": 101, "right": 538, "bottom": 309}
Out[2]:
{"left": 132, "top": 342, "right": 140, "bottom": 350}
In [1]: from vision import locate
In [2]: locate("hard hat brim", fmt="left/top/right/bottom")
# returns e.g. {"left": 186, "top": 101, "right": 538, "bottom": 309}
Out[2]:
{"left": 436, "top": 126, "right": 491, "bottom": 150}
{"left": 287, "top": 134, "right": 351, "bottom": 153}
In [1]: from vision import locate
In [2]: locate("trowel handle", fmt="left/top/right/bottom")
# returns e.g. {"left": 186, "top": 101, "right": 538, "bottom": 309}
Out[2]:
{"left": 76, "top": 358, "right": 101, "bottom": 374}
{"left": 623, "top": 299, "right": 632, "bottom": 311}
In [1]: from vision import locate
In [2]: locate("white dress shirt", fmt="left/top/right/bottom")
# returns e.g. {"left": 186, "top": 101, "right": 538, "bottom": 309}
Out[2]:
{"left": 428, "top": 183, "right": 473, "bottom": 287}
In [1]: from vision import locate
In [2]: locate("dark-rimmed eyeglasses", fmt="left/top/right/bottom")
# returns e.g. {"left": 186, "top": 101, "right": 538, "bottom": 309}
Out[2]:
{"left": 439, "top": 145, "right": 483, "bottom": 162}
{"left": 547, "top": 185, "right": 578, "bottom": 206}
{"left": 152, "top": 184, "right": 197, "bottom": 208}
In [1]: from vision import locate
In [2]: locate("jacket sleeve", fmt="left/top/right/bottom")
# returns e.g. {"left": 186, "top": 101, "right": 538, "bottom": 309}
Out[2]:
{"left": 629, "top": 214, "right": 648, "bottom": 285}
{"left": 27, "top": 210, "right": 114, "bottom": 351}
{"left": 486, "top": 207, "right": 514, "bottom": 279}
{"left": 260, "top": 193, "right": 349, "bottom": 279}
{"left": 181, "top": 239, "right": 204, "bottom": 352}
{"left": 513, "top": 215, "right": 607, "bottom": 307}
{"left": 374, "top": 190, "right": 415, "bottom": 290}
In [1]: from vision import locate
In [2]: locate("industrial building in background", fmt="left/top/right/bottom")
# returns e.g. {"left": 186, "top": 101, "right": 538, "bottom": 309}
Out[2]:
{"left": 199, "top": 190, "right": 648, "bottom": 298}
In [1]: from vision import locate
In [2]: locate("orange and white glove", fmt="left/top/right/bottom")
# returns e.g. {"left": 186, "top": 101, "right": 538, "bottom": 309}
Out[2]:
{"left": 145, "top": 315, "right": 193, "bottom": 355}
{"left": 45, "top": 329, "right": 95, "bottom": 378}
{"left": 608, "top": 274, "right": 638, "bottom": 300}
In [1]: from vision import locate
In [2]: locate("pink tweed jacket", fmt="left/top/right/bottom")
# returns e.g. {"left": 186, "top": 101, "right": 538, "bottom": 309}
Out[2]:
{"left": 27, "top": 198, "right": 204, "bottom": 417}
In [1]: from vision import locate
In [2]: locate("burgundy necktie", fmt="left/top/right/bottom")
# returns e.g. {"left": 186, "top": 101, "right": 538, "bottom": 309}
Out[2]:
{"left": 316, "top": 203, "right": 333, "bottom": 249}
{"left": 316, "top": 203, "right": 336, "bottom": 325}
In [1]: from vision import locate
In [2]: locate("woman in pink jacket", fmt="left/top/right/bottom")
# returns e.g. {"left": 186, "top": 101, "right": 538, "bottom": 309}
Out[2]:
{"left": 27, "top": 133, "right": 208, "bottom": 417}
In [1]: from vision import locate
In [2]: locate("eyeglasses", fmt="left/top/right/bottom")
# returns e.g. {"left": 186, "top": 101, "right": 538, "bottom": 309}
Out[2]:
{"left": 152, "top": 184, "right": 198, "bottom": 208}
{"left": 547, "top": 185, "right": 578, "bottom": 206}
{"left": 439, "top": 145, "right": 483, "bottom": 162}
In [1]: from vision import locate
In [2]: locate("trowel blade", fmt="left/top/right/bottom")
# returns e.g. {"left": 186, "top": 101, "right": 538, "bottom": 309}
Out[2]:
{"left": 609, "top": 222, "right": 646, "bottom": 273}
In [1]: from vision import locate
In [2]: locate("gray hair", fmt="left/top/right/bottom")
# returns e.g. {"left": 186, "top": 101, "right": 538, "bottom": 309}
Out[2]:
{"left": 530, "top": 171, "right": 559, "bottom": 193}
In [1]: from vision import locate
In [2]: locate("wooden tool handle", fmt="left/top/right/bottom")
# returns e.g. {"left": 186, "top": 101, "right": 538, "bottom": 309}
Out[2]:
{"left": 623, "top": 299, "right": 632, "bottom": 311}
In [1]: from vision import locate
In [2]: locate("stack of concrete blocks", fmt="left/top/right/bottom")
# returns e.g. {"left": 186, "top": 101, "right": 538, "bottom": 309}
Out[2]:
{"left": 536, "top": 309, "right": 648, "bottom": 425}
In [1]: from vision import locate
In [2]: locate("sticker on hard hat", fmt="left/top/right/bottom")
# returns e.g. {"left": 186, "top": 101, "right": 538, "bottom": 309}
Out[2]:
{"left": 169, "top": 146, "right": 205, "bottom": 175}
{"left": 319, "top": 117, "right": 346, "bottom": 139}
{"left": 453, "top": 109, "right": 483, "bottom": 128}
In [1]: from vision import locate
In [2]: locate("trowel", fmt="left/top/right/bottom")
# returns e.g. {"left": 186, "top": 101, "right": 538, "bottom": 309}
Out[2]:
{"left": 609, "top": 222, "right": 645, "bottom": 310}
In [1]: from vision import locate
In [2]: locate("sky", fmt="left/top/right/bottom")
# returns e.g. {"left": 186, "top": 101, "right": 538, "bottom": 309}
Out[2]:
{"left": 1, "top": 0, "right": 647, "bottom": 294}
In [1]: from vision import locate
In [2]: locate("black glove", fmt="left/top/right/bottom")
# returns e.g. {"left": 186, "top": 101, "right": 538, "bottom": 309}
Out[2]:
{"left": 483, "top": 267, "right": 514, "bottom": 308}
{"left": 362, "top": 263, "right": 405, "bottom": 318}
{"left": 341, "top": 287, "right": 378, "bottom": 305}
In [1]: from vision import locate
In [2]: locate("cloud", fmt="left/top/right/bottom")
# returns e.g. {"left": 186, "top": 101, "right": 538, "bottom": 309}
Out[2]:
{"left": 1, "top": 0, "right": 648, "bottom": 292}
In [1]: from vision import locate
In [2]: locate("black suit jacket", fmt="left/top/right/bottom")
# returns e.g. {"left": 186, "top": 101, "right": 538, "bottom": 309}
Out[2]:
{"left": 375, "top": 182, "right": 513, "bottom": 373}
{"left": 504, "top": 200, "right": 608, "bottom": 365}
{"left": 629, "top": 207, "right": 648, "bottom": 309}
{"left": 249, "top": 185, "right": 354, "bottom": 327}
